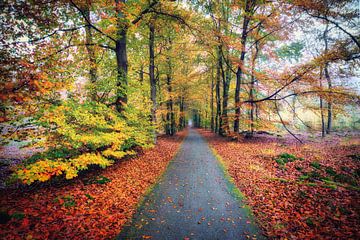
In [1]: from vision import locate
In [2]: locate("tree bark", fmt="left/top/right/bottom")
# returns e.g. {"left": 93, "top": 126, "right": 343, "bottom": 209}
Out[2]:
{"left": 319, "top": 67, "right": 325, "bottom": 137}
{"left": 210, "top": 67, "right": 215, "bottom": 132}
{"left": 220, "top": 60, "right": 231, "bottom": 136}
{"left": 215, "top": 50, "right": 222, "bottom": 134}
{"left": 82, "top": 3, "right": 97, "bottom": 101}
{"left": 139, "top": 64, "right": 144, "bottom": 83}
{"left": 249, "top": 39, "right": 259, "bottom": 136}
{"left": 149, "top": 17, "right": 157, "bottom": 141}
{"left": 165, "top": 53, "right": 175, "bottom": 135}
{"left": 179, "top": 95, "right": 185, "bottom": 130}
{"left": 234, "top": 1, "right": 251, "bottom": 133}
{"left": 323, "top": 23, "right": 332, "bottom": 134}
{"left": 115, "top": 0, "right": 128, "bottom": 113}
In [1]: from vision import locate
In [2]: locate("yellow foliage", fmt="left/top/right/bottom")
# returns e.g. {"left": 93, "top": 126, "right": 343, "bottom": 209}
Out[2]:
{"left": 15, "top": 100, "right": 153, "bottom": 184}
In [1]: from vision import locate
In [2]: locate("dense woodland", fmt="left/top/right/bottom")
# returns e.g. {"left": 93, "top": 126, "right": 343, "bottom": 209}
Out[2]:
{"left": 1, "top": 0, "right": 359, "bottom": 183}
{"left": 0, "top": 0, "right": 359, "bottom": 239}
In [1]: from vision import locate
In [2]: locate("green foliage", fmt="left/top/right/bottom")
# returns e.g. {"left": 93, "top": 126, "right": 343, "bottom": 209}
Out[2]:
{"left": 310, "top": 161, "right": 321, "bottom": 169}
{"left": 85, "top": 194, "right": 95, "bottom": 200}
{"left": 276, "top": 42, "right": 304, "bottom": 62}
{"left": 95, "top": 176, "right": 111, "bottom": 185}
{"left": 325, "top": 167, "right": 337, "bottom": 176}
{"left": 295, "top": 166, "right": 303, "bottom": 171}
{"left": 63, "top": 195, "right": 76, "bottom": 208}
{"left": 14, "top": 100, "right": 153, "bottom": 184}
{"left": 306, "top": 217, "right": 314, "bottom": 227}
{"left": 334, "top": 173, "right": 357, "bottom": 186}
{"left": 299, "top": 170, "right": 323, "bottom": 182}
{"left": 11, "top": 212, "right": 25, "bottom": 220}
{"left": 275, "top": 153, "right": 299, "bottom": 166}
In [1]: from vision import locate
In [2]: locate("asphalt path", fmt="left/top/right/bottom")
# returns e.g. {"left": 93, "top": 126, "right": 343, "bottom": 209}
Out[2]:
{"left": 118, "top": 128, "right": 264, "bottom": 240}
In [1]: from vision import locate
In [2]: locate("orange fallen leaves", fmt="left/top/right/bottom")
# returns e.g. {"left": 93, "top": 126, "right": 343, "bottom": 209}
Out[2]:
{"left": 200, "top": 129, "right": 360, "bottom": 239}
{"left": 0, "top": 131, "right": 186, "bottom": 239}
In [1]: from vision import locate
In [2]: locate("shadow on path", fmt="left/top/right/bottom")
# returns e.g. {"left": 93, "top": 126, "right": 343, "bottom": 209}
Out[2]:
{"left": 118, "top": 129, "right": 264, "bottom": 240}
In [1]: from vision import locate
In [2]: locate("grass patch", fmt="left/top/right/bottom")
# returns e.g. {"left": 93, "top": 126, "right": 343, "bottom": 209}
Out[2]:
{"left": 333, "top": 173, "right": 357, "bottom": 186}
{"left": 310, "top": 161, "right": 321, "bottom": 169}
{"left": 268, "top": 177, "right": 289, "bottom": 183}
{"left": 83, "top": 175, "right": 111, "bottom": 185}
{"left": 63, "top": 195, "right": 76, "bottom": 208}
{"left": 325, "top": 167, "right": 336, "bottom": 176}
{"left": 274, "top": 153, "right": 301, "bottom": 167}
{"left": 11, "top": 212, "right": 25, "bottom": 220}
{"left": 85, "top": 193, "right": 95, "bottom": 200}
{"left": 306, "top": 217, "right": 315, "bottom": 227}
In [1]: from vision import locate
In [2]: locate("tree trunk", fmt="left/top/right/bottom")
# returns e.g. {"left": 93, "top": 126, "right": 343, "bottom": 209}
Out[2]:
{"left": 323, "top": 23, "right": 332, "bottom": 134}
{"left": 319, "top": 67, "right": 325, "bottom": 138}
{"left": 249, "top": 40, "right": 259, "bottom": 136}
{"left": 215, "top": 51, "right": 222, "bottom": 134}
{"left": 210, "top": 67, "right": 215, "bottom": 132}
{"left": 114, "top": 0, "right": 128, "bottom": 113}
{"left": 139, "top": 64, "right": 144, "bottom": 83}
{"left": 166, "top": 56, "right": 175, "bottom": 136}
{"left": 82, "top": 3, "right": 97, "bottom": 101}
{"left": 234, "top": 2, "right": 251, "bottom": 133}
{"left": 149, "top": 18, "right": 157, "bottom": 141}
{"left": 179, "top": 95, "right": 185, "bottom": 130}
{"left": 220, "top": 60, "right": 231, "bottom": 136}
{"left": 325, "top": 65, "right": 332, "bottom": 134}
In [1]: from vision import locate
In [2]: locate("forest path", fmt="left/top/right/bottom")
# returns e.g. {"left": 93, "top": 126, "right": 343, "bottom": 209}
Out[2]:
{"left": 118, "top": 128, "right": 264, "bottom": 240}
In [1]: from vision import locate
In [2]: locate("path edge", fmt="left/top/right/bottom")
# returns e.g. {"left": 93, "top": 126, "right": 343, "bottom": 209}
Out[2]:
{"left": 200, "top": 130, "right": 267, "bottom": 239}
{"left": 119, "top": 129, "right": 189, "bottom": 233}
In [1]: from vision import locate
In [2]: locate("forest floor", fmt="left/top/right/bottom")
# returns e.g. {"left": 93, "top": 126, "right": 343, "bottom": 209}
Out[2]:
{"left": 118, "top": 128, "right": 263, "bottom": 240}
{"left": 0, "top": 131, "right": 186, "bottom": 239}
{"left": 1, "top": 128, "right": 359, "bottom": 239}
{"left": 200, "top": 129, "right": 360, "bottom": 239}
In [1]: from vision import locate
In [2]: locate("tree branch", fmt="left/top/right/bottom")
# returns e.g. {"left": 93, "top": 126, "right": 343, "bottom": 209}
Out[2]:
{"left": 1, "top": 25, "right": 87, "bottom": 46}
{"left": 69, "top": 0, "right": 117, "bottom": 42}
{"left": 131, "top": 1, "right": 159, "bottom": 25}
{"left": 274, "top": 98, "right": 303, "bottom": 143}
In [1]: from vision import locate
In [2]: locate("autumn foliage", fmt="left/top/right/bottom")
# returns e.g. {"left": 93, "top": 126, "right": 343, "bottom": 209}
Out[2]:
{"left": 0, "top": 131, "right": 186, "bottom": 239}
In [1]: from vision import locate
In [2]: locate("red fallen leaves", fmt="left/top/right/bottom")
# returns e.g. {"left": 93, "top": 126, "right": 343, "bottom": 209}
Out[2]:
{"left": 0, "top": 131, "right": 186, "bottom": 239}
{"left": 200, "top": 129, "right": 360, "bottom": 239}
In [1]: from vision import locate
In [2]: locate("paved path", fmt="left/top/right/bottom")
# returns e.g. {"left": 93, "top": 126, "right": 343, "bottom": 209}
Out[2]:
{"left": 118, "top": 129, "right": 264, "bottom": 240}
